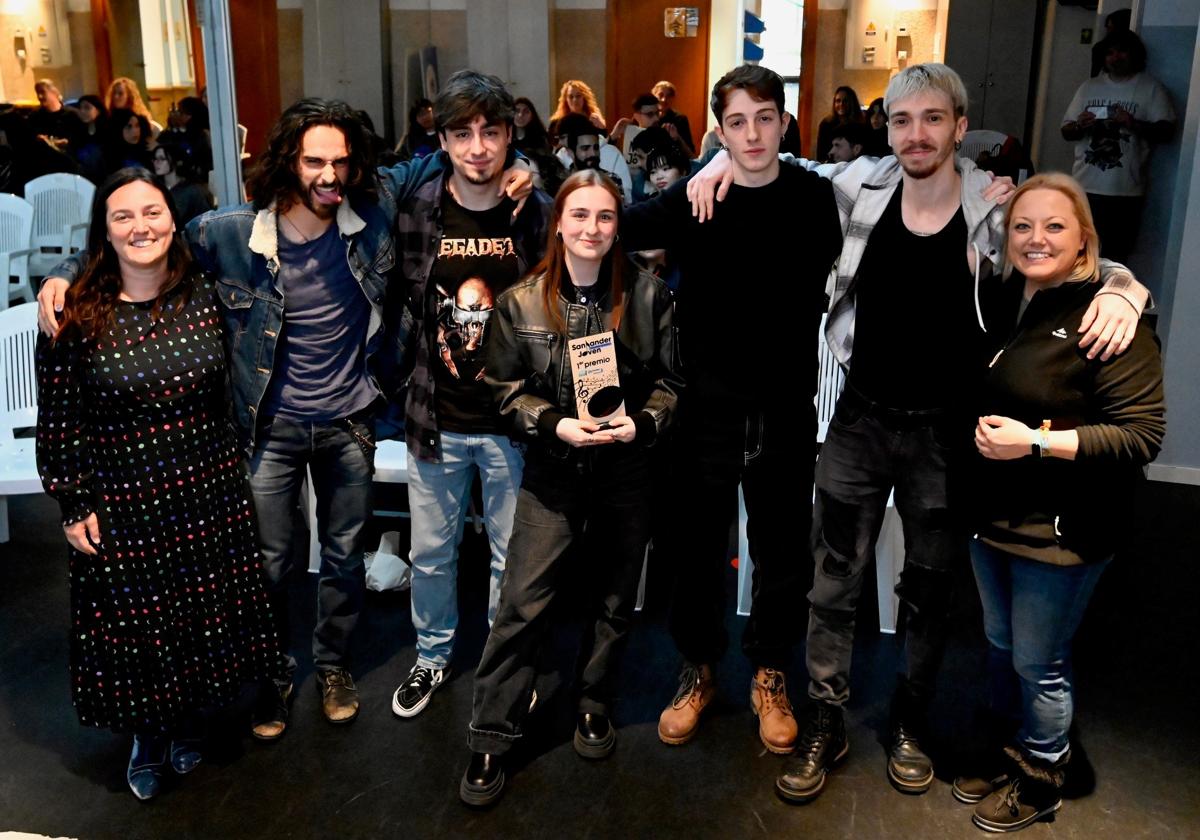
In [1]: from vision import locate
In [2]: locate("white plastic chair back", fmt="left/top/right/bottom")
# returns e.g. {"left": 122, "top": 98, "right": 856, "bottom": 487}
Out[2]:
{"left": 24, "top": 173, "right": 95, "bottom": 273}
{"left": 0, "top": 302, "right": 38, "bottom": 441}
{"left": 959, "top": 129, "right": 1009, "bottom": 166}
{"left": 0, "top": 193, "right": 35, "bottom": 309}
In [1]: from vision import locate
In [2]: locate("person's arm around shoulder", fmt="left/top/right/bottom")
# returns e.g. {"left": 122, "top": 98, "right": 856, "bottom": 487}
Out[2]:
{"left": 1079, "top": 259, "right": 1152, "bottom": 360}
{"left": 620, "top": 176, "right": 691, "bottom": 253}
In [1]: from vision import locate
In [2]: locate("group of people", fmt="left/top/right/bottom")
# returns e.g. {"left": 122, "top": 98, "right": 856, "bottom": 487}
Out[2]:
{"left": 33, "top": 58, "right": 1164, "bottom": 836}
{"left": 16, "top": 76, "right": 215, "bottom": 223}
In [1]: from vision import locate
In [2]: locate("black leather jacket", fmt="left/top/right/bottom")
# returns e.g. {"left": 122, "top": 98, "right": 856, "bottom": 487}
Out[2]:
{"left": 485, "top": 262, "right": 682, "bottom": 458}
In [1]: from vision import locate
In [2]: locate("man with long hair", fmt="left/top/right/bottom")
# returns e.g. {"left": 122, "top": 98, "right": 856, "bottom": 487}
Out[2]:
{"left": 37, "top": 97, "right": 532, "bottom": 739}
{"left": 385, "top": 70, "right": 553, "bottom": 721}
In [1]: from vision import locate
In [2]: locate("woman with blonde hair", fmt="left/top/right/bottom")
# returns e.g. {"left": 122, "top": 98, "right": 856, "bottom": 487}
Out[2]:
{"left": 958, "top": 172, "right": 1164, "bottom": 832}
{"left": 548, "top": 79, "right": 606, "bottom": 140}
{"left": 106, "top": 77, "right": 162, "bottom": 140}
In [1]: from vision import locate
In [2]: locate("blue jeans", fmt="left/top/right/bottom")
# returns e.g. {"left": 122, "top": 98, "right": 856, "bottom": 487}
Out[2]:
{"left": 248, "top": 413, "right": 375, "bottom": 674}
{"left": 407, "top": 432, "right": 523, "bottom": 670}
{"left": 969, "top": 539, "right": 1110, "bottom": 762}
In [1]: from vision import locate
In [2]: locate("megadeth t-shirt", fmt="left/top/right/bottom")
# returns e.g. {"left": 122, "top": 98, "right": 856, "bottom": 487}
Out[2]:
{"left": 428, "top": 189, "right": 521, "bottom": 433}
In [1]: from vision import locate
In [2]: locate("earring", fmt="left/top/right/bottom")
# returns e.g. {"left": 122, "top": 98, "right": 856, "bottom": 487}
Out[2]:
{"left": 955, "top": 140, "right": 962, "bottom": 151}
{"left": 614, "top": 234, "right": 620, "bottom": 243}
{"left": 555, "top": 230, "right": 562, "bottom": 239}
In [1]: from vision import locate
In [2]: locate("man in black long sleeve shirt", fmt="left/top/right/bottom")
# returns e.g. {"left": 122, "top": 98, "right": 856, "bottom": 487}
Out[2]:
{"left": 623, "top": 65, "right": 842, "bottom": 755}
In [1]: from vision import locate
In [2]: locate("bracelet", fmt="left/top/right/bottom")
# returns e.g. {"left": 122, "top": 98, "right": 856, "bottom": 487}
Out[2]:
{"left": 1037, "top": 425, "right": 1051, "bottom": 458}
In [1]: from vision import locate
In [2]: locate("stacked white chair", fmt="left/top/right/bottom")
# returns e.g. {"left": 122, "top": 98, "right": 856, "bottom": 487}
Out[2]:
{"left": 25, "top": 173, "right": 94, "bottom": 278}
{"left": 0, "top": 194, "right": 36, "bottom": 309}
{"left": 0, "top": 301, "right": 42, "bottom": 542}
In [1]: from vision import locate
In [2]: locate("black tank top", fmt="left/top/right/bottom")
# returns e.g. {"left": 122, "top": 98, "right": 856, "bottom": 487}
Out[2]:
{"left": 848, "top": 183, "right": 977, "bottom": 411}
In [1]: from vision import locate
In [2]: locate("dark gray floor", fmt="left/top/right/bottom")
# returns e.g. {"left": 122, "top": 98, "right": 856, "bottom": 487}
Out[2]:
{"left": 0, "top": 479, "right": 1197, "bottom": 839}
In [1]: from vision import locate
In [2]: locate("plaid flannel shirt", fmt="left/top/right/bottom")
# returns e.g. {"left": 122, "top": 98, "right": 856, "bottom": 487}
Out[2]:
{"left": 391, "top": 163, "right": 553, "bottom": 462}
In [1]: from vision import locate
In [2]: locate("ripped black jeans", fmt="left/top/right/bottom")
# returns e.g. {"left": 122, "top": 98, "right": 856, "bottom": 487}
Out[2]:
{"left": 806, "top": 385, "right": 967, "bottom": 706}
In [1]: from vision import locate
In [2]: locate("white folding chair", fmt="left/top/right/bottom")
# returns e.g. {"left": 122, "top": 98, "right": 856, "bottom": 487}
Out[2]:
{"left": 0, "top": 301, "right": 43, "bottom": 541}
{"left": 0, "top": 194, "right": 36, "bottom": 309}
{"left": 959, "top": 129, "right": 1008, "bottom": 166}
{"left": 734, "top": 315, "right": 905, "bottom": 633}
{"left": 24, "top": 173, "right": 94, "bottom": 277}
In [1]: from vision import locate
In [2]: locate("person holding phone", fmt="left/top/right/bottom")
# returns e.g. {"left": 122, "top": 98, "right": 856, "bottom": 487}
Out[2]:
{"left": 459, "top": 169, "right": 681, "bottom": 806}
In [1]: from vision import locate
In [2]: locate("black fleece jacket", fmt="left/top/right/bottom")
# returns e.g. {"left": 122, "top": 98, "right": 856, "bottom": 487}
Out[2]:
{"left": 970, "top": 274, "right": 1165, "bottom": 565}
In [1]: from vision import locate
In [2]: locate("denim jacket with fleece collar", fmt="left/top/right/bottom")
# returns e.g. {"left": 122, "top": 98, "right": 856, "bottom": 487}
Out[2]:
{"left": 49, "top": 153, "right": 446, "bottom": 453}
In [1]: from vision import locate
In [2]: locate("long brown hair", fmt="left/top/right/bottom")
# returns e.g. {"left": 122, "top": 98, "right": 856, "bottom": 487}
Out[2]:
{"left": 534, "top": 169, "right": 627, "bottom": 332}
{"left": 58, "top": 168, "right": 196, "bottom": 343}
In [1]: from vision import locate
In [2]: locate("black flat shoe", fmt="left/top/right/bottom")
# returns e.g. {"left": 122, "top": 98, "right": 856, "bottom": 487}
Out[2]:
{"left": 169, "top": 738, "right": 203, "bottom": 775}
{"left": 127, "top": 734, "right": 168, "bottom": 801}
{"left": 459, "top": 752, "right": 505, "bottom": 807}
{"left": 573, "top": 712, "right": 616, "bottom": 759}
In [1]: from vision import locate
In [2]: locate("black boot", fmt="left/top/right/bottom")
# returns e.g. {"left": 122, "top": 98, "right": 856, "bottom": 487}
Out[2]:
{"left": 573, "top": 712, "right": 616, "bottom": 759}
{"left": 459, "top": 751, "right": 505, "bottom": 807}
{"left": 776, "top": 702, "right": 848, "bottom": 804}
{"left": 972, "top": 746, "right": 1067, "bottom": 832}
{"left": 887, "top": 681, "right": 933, "bottom": 794}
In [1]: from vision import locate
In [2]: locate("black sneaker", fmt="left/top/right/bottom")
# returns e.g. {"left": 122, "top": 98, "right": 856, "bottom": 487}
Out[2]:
{"left": 776, "top": 702, "right": 848, "bottom": 804}
{"left": 392, "top": 664, "right": 447, "bottom": 718}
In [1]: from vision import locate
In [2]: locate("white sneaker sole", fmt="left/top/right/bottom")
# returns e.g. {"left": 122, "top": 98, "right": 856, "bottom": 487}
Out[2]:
{"left": 391, "top": 668, "right": 448, "bottom": 718}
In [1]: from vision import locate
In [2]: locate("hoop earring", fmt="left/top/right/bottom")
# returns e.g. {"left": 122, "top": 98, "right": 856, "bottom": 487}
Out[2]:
{"left": 555, "top": 230, "right": 562, "bottom": 239}
{"left": 614, "top": 234, "right": 620, "bottom": 243}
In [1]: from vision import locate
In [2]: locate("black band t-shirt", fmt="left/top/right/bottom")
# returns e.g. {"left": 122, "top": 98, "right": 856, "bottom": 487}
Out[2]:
{"left": 428, "top": 190, "right": 521, "bottom": 433}
{"left": 848, "top": 183, "right": 977, "bottom": 411}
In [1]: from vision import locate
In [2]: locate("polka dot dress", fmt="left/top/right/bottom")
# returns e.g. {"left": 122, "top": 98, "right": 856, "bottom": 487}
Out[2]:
{"left": 36, "top": 275, "right": 278, "bottom": 735}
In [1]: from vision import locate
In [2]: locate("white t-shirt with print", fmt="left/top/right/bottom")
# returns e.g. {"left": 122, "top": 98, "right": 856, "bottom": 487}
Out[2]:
{"left": 1063, "top": 71, "right": 1175, "bottom": 196}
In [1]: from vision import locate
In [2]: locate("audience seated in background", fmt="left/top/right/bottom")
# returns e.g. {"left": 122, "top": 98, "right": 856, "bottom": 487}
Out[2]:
{"left": 106, "top": 77, "right": 161, "bottom": 140}
{"left": 548, "top": 79, "right": 606, "bottom": 141}
{"left": 815, "top": 85, "right": 865, "bottom": 163}
{"left": 512, "top": 96, "right": 566, "bottom": 195}
{"left": 28, "top": 79, "right": 85, "bottom": 157}
{"left": 151, "top": 140, "right": 216, "bottom": 225}
{"left": 653, "top": 80, "right": 696, "bottom": 156}
{"left": 556, "top": 112, "right": 632, "bottom": 204}
{"left": 73, "top": 94, "right": 107, "bottom": 183}
{"left": 827, "top": 122, "right": 868, "bottom": 163}
{"left": 103, "top": 108, "right": 152, "bottom": 174}
{"left": 863, "top": 98, "right": 892, "bottom": 158}
{"left": 397, "top": 98, "right": 437, "bottom": 161}
{"left": 609, "top": 93, "right": 663, "bottom": 154}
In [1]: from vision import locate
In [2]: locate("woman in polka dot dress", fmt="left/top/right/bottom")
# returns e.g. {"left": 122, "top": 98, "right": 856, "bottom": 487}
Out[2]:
{"left": 35, "top": 168, "right": 279, "bottom": 801}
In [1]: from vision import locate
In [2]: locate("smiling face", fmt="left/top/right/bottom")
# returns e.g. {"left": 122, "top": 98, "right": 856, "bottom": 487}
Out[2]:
{"left": 887, "top": 89, "right": 965, "bottom": 180}
{"left": 110, "top": 83, "right": 129, "bottom": 110}
{"left": 833, "top": 90, "right": 849, "bottom": 118}
{"left": 557, "top": 184, "right": 618, "bottom": 265}
{"left": 295, "top": 124, "right": 350, "bottom": 219}
{"left": 715, "top": 88, "right": 788, "bottom": 185}
{"left": 567, "top": 86, "right": 586, "bottom": 114}
{"left": 106, "top": 180, "right": 174, "bottom": 274}
{"left": 1007, "top": 188, "right": 1087, "bottom": 286}
{"left": 439, "top": 113, "right": 511, "bottom": 187}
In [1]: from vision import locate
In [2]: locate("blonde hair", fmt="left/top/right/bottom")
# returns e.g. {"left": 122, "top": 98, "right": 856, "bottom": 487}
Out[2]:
{"left": 652, "top": 80, "right": 676, "bottom": 98}
{"left": 1003, "top": 172, "right": 1100, "bottom": 283}
{"left": 551, "top": 80, "right": 604, "bottom": 125}
{"left": 884, "top": 63, "right": 968, "bottom": 119}
{"left": 106, "top": 77, "right": 152, "bottom": 121}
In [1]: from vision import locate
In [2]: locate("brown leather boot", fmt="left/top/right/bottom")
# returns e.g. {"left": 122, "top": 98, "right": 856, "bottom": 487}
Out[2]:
{"left": 658, "top": 663, "right": 715, "bottom": 745}
{"left": 318, "top": 668, "right": 360, "bottom": 724}
{"left": 751, "top": 667, "right": 798, "bottom": 754}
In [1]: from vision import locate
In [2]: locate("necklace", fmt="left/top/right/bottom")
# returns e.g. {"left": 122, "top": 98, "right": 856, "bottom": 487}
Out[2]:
{"left": 281, "top": 212, "right": 317, "bottom": 244}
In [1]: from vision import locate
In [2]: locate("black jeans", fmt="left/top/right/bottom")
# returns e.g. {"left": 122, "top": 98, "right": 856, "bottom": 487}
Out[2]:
{"left": 806, "top": 385, "right": 965, "bottom": 705}
{"left": 247, "top": 412, "right": 375, "bottom": 675}
{"left": 667, "top": 403, "right": 817, "bottom": 672}
{"left": 468, "top": 446, "right": 652, "bottom": 756}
